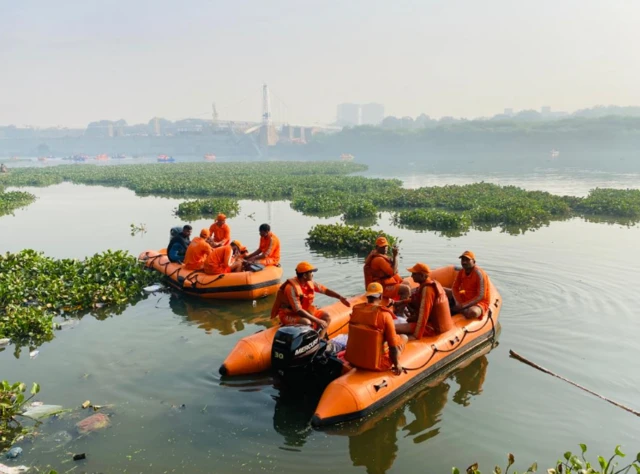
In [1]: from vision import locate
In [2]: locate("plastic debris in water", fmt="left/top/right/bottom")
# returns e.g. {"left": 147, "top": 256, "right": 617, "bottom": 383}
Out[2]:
{"left": 5, "top": 447, "right": 22, "bottom": 459}
{"left": 81, "top": 400, "right": 91, "bottom": 409}
{"left": 72, "top": 453, "right": 86, "bottom": 461}
{"left": 252, "top": 300, "right": 257, "bottom": 307}
{"left": 143, "top": 283, "right": 165, "bottom": 293}
{"left": 0, "top": 338, "right": 10, "bottom": 346}
{"left": 0, "top": 463, "right": 30, "bottom": 473}
{"left": 29, "top": 350, "right": 39, "bottom": 359}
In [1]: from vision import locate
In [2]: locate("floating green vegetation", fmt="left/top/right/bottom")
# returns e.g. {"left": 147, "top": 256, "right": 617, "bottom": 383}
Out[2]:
{"left": 2, "top": 162, "right": 639, "bottom": 235}
{"left": 1, "top": 380, "right": 41, "bottom": 453}
{"left": 394, "top": 209, "right": 470, "bottom": 231}
{"left": 290, "top": 191, "right": 348, "bottom": 217}
{"left": 456, "top": 444, "right": 640, "bottom": 474}
{"left": 575, "top": 188, "right": 640, "bottom": 218}
{"left": 0, "top": 249, "right": 155, "bottom": 352}
{"left": 175, "top": 198, "right": 240, "bottom": 219}
{"left": 307, "top": 224, "right": 399, "bottom": 254}
{"left": 343, "top": 199, "right": 377, "bottom": 220}
{"left": 0, "top": 190, "right": 35, "bottom": 217}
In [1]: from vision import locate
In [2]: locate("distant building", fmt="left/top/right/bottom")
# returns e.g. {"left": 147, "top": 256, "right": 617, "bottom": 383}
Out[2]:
{"left": 361, "top": 103, "right": 385, "bottom": 125}
{"left": 337, "top": 103, "right": 361, "bottom": 126}
{"left": 504, "top": 108, "right": 514, "bottom": 116}
{"left": 541, "top": 106, "right": 551, "bottom": 116}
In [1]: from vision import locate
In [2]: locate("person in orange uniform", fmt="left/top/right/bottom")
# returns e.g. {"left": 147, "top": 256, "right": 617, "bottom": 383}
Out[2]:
{"left": 183, "top": 228, "right": 213, "bottom": 270}
{"left": 445, "top": 250, "right": 491, "bottom": 319}
{"left": 363, "top": 236, "right": 410, "bottom": 302}
{"left": 270, "top": 261, "right": 350, "bottom": 339}
{"left": 395, "top": 263, "right": 454, "bottom": 338}
{"left": 345, "top": 282, "right": 408, "bottom": 375}
{"left": 203, "top": 240, "right": 246, "bottom": 275}
{"left": 208, "top": 214, "right": 231, "bottom": 248}
{"left": 246, "top": 223, "right": 280, "bottom": 266}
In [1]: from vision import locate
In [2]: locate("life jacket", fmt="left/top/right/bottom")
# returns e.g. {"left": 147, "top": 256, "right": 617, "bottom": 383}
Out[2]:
{"left": 270, "top": 278, "right": 314, "bottom": 319}
{"left": 363, "top": 253, "right": 402, "bottom": 288}
{"left": 414, "top": 279, "right": 454, "bottom": 337}
{"left": 345, "top": 303, "right": 395, "bottom": 371}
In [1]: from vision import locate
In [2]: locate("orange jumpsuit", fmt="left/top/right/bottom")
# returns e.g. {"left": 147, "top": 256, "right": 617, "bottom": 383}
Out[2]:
{"left": 274, "top": 278, "right": 327, "bottom": 326}
{"left": 209, "top": 223, "right": 231, "bottom": 246}
{"left": 364, "top": 253, "right": 403, "bottom": 299}
{"left": 203, "top": 245, "right": 235, "bottom": 275}
{"left": 256, "top": 232, "right": 280, "bottom": 266}
{"left": 182, "top": 237, "right": 212, "bottom": 270}
{"left": 452, "top": 266, "right": 491, "bottom": 313}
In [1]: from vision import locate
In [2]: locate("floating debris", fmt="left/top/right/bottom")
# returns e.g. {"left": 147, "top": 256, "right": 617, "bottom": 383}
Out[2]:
{"left": 143, "top": 283, "right": 165, "bottom": 293}
{"left": 4, "top": 447, "right": 22, "bottom": 459}
{"left": 76, "top": 413, "right": 110, "bottom": 434}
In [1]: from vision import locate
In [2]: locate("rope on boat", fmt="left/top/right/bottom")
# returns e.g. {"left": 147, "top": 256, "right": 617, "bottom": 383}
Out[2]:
{"left": 402, "top": 310, "right": 496, "bottom": 372}
{"left": 509, "top": 349, "right": 640, "bottom": 418}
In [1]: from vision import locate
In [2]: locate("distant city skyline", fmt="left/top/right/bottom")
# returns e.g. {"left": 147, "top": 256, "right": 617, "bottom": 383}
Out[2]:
{"left": 2, "top": 0, "right": 640, "bottom": 128}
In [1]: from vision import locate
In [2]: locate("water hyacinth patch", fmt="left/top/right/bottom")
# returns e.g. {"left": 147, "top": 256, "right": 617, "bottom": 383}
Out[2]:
{"left": 0, "top": 190, "right": 35, "bottom": 217}
{"left": 0, "top": 249, "right": 156, "bottom": 351}
{"left": 307, "top": 224, "right": 399, "bottom": 254}
{"left": 175, "top": 198, "right": 240, "bottom": 219}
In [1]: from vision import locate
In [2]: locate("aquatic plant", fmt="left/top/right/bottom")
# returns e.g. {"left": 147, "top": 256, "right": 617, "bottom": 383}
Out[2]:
{"left": 0, "top": 249, "right": 156, "bottom": 351}
{"left": 0, "top": 190, "right": 35, "bottom": 216}
{"left": 454, "top": 444, "right": 640, "bottom": 474}
{"left": 576, "top": 188, "right": 640, "bottom": 218}
{"left": 307, "top": 224, "right": 399, "bottom": 254}
{"left": 343, "top": 199, "right": 378, "bottom": 220}
{"left": 175, "top": 198, "right": 240, "bottom": 219}
{"left": 0, "top": 380, "right": 40, "bottom": 453}
{"left": 394, "top": 209, "right": 470, "bottom": 231}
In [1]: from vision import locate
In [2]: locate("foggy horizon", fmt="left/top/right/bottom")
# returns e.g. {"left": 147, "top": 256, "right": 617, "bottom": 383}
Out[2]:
{"left": 2, "top": 0, "right": 640, "bottom": 128}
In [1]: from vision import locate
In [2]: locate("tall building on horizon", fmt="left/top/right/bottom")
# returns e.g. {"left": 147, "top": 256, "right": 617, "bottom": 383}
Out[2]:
{"left": 337, "top": 103, "right": 361, "bottom": 126}
{"left": 361, "top": 103, "right": 385, "bottom": 125}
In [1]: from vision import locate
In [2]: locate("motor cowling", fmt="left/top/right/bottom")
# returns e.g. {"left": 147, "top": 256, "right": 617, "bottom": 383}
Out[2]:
{"left": 271, "top": 325, "right": 321, "bottom": 373}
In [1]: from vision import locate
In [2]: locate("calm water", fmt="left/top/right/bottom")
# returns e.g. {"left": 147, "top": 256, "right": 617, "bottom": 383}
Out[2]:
{"left": 1, "top": 169, "right": 640, "bottom": 473}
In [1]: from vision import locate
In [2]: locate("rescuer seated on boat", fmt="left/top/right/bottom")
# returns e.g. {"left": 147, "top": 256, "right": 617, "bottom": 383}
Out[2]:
{"left": 363, "top": 236, "right": 411, "bottom": 305}
{"left": 203, "top": 240, "right": 246, "bottom": 275}
{"left": 207, "top": 213, "right": 231, "bottom": 248}
{"left": 395, "top": 263, "right": 454, "bottom": 339}
{"left": 183, "top": 228, "right": 213, "bottom": 271}
{"left": 270, "top": 261, "right": 350, "bottom": 339}
{"left": 168, "top": 225, "right": 192, "bottom": 264}
{"left": 344, "top": 282, "right": 408, "bottom": 375}
{"left": 245, "top": 223, "right": 281, "bottom": 267}
{"left": 445, "top": 251, "right": 491, "bottom": 320}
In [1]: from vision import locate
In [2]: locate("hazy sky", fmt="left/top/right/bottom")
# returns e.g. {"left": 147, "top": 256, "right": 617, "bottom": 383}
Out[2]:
{"left": 1, "top": 0, "right": 639, "bottom": 127}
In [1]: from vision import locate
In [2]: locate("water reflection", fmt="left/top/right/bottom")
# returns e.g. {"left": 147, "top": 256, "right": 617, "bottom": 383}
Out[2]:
{"left": 167, "top": 292, "right": 274, "bottom": 335}
{"left": 327, "top": 342, "right": 495, "bottom": 474}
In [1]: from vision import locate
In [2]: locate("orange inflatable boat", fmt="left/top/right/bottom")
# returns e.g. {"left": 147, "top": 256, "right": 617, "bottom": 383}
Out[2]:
{"left": 138, "top": 249, "right": 283, "bottom": 300}
{"left": 219, "top": 265, "right": 502, "bottom": 426}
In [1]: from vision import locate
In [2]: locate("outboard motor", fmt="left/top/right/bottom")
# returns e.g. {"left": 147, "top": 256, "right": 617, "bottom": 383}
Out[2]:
{"left": 271, "top": 325, "right": 346, "bottom": 389}
{"left": 271, "top": 325, "right": 323, "bottom": 375}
